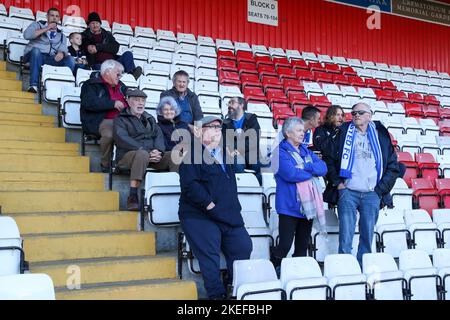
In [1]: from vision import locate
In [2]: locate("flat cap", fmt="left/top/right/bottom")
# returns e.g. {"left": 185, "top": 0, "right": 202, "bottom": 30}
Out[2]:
{"left": 197, "top": 115, "right": 223, "bottom": 126}
{"left": 126, "top": 88, "right": 147, "bottom": 98}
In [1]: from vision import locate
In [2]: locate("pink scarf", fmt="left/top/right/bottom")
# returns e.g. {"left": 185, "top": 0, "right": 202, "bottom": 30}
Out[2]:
{"left": 296, "top": 180, "right": 326, "bottom": 227}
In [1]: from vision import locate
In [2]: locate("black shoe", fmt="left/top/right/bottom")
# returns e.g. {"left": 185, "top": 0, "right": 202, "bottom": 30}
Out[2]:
{"left": 100, "top": 165, "right": 110, "bottom": 173}
{"left": 27, "top": 85, "right": 38, "bottom": 93}
{"left": 130, "top": 66, "right": 142, "bottom": 80}
{"left": 127, "top": 195, "right": 140, "bottom": 211}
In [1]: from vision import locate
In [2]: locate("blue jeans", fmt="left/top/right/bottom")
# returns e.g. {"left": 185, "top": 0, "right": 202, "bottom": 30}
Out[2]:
{"left": 92, "top": 51, "right": 136, "bottom": 73}
{"left": 337, "top": 189, "right": 380, "bottom": 266}
{"left": 23, "top": 48, "right": 75, "bottom": 86}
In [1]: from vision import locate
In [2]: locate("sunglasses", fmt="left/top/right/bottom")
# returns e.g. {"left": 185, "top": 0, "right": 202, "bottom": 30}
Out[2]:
{"left": 351, "top": 110, "right": 371, "bottom": 116}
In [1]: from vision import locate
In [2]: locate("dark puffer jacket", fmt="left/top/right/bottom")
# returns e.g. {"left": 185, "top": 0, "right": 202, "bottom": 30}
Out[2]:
{"left": 81, "top": 28, "right": 120, "bottom": 67}
{"left": 113, "top": 108, "right": 166, "bottom": 163}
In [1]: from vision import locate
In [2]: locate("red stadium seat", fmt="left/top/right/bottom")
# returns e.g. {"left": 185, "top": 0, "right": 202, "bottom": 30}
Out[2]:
{"left": 218, "top": 59, "right": 237, "bottom": 71}
{"left": 333, "top": 74, "right": 349, "bottom": 85}
{"left": 309, "top": 95, "right": 331, "bottom": 109}
{"left": 291, "top": 59, "right": 309, "bottom": 71}
{"left": 439, "top": 108, "right": 450, "bottom": 121}
{"left": 309, "top": 62, "right": 326, "bottom": 72}
{"left": 416, "top": 153, "right": 440, "bottom": 181}
{"left": 217, "top": 49, "right": 236, "bottom": 61}
{"left": 277, "top": 68, "right": 297, "bottom": 81}
{"left": 389, "top": 132, "right": 399, "bottom": 151}
{"left": 422, "top": 104, "right": 440, "bottom": 121}
{"left": 236, "top": 50, "right": 255, "bottom": 63}
{"left": 380, "top": 80, "right": 396, "bottom": 91}
{"left": 364, "top": 78, "right": 382, "bottom": 89}
{"left": 289, "top": 91, "right": 310, "bottom": 110}
{"left": 392, "top": 91, "right": 410, "bottom": 103}
{"left": 273, "top": 57, "right": 291, "bottom": 68}
{"left": 282, "top": 79, "right": 304, "bottom": 94}
{"left": 324, "top": 63, "right": 340, "bottom": 74}
{"left": 436, "top": 178, "right": 450, "bottom": 208}
{"left": 240, "top": 74, "right": 262, "bottom": 89}
{"left": 262, "top": 76, "right": 283, "bottom": 91}
{"left": 408, "top": 93, "right": 424, "bottom": 104}
{"left": 404, "top": 103, "right": 425, "bottom": 118}
{"left": 219, "top": 70, "right": 240, "bottom": 85}
{"left": 257, "top": 64, "right": 277, "bottom": 78}
{"left": 424, "top": 95, "right": 440, "bottom": 106}
{"left": 255, "top": 55, "right": 274, "bottom": 67}
{"left": 314, "top": 71, "right": 334, "bottom": 83}
{"left": 439, "top": 120, "right": 450, "bottom": 136}
{"left": 243, "top": 87, "right": 267, "bottom": 103}
{"left": 341, "top": 66, "right": 357, "bottom": 76}
{"left": 348, "top": 75, "right": 366, "bottom": 87}
{"left": 344, "top": 112, "right": 353, "bottom": 122}
{"left": 266, "top": 88, "right": 289, "bottom": 105}
{"left": 411, "top": 178, "right": 440, "bottom": 216}
{"left": 237, "top": 61, "right": 258, "bottom": 76}
{"left": 397, "top": 152, "right": 418, "bottom": 187}
{"left": 295, "top": 69, "right": 315, "bottom": 81}
{"left": 375, "top": 89, "right": 395, "bottom": 102}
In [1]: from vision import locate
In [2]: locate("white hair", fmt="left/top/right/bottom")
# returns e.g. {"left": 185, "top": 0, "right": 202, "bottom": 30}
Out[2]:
{"left": 100, "top": 59, "right": 124, "bottom": 76}
{"left": 282, "top": 117, "right": 304, "bottom": 139}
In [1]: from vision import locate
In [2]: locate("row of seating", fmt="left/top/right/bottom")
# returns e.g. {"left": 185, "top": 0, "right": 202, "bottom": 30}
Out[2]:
{"left": 232, "top": 250, "right": 450, "bottom": 300}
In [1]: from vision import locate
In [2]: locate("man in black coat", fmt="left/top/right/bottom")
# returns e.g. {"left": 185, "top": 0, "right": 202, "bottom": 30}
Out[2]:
{"left": 80, "top": 59, "right": 128, "bottom": 171}
{"left": 324, "top": 102, "right": 399, "bottom": 265}
{"left": 222, "top": 96, "right": 262, "bottom": 184}
{"left": 160, "top": 70, "right": 203, "bottom": 126}
{"left": 178, "top": 116, "right": 252, "bottom": 299}
{"left": 81, "top": 12, "right": 142, "bottom": 79}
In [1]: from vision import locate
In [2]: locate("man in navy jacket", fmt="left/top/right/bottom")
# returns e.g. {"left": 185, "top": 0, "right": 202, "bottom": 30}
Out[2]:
{"left": 178, "top": 116, "right": 252, "bottom": 299}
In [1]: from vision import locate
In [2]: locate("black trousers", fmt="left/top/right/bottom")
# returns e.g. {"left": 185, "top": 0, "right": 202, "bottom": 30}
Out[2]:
{"left": 271, "top": 214, "right": 313, "bottom": 267}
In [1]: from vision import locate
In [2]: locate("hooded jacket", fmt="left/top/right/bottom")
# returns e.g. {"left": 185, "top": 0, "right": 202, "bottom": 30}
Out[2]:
{"left": 113, "top": 108, "right": 166, "bottom": 163}
{"left": 23, "top": 21, "right": 69, "bottom": 57}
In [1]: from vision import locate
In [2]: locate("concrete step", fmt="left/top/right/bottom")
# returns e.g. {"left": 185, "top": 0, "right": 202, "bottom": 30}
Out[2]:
{"left": 0, "top": 154, "right": 89, "bottom": 173}
{"left": 10, "top": 211, "right": 137, "bottom": 234}
{"left": 23, "top": 231, "right": 155, "bottom": 262}
{"left": 0, "top": 90, "right": 35, "bottom": 99}
{"left": 0, "top": 102, "right": 43, "bottom": 115}
{"left": 0, "top": 112, "right": 54, "bottom": 125}
{"left": 0, "top": 140, "right": 78, "bottom": 156}
{"left": 0, "top": 190, "right": 119, "bottom": 213}
{"left": 0, "top": 61, "right": 5, "bottom": 71}
{"left": 0, "top": 97, "right": 36, "bottom": 104}
{"left": 0, "top": 125, "right": 65, "bottom": 142}
{"left": 55, "top": 279, "right": 197, "bottom": 300}
{"left": 0, "top": 79, "right": 23, "bottom": 91}
{"left": 0, "top": 172, "right": 104, "bottom": 191}
{"left": 0, "top": 120, "right": 53, "bottom": 127}
{"left": 31, "top": 256, "right": 177, "bottom": 288}
{"left": 0, "top": 148, "right": 77, "bottom": 157}
{"left": 0, "top": 71, "right": 17, "bottom": 80}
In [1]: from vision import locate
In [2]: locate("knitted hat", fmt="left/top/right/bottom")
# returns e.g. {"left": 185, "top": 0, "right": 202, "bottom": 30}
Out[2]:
{"left": 87, "top": 12, "right": 101, "bottom": 25}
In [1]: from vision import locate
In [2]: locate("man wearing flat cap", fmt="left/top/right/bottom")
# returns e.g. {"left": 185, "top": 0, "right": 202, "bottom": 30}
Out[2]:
{"left": 113, "top": 88, "right": 166, "bottom": 210}
{"left": 178, "top": 116, "right": 252, "bottom": 299}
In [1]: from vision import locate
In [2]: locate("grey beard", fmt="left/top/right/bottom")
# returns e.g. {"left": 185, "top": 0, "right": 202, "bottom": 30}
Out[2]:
{"left": 228, "top": 110, "right": 238, "bottom": 119}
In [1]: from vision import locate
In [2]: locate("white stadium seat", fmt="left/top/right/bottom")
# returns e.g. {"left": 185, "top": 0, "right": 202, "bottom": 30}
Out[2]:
{"left": 139, "top": 75, "right": 167, "bottom": 104}
{"left": 135, "top": 26, "right": 156, "bottom": 40}
{"left": 234, "top": 41, "right": 252, "bottom": 53}
{"left": 177, "top": 32, "right": 197, "bottom": 45}
{"left": 432, "top": 248, "right": 450, "bottom": 300}
{"left": 112, "top": 22, "right": 133, "bottom": 37}
{"left": 0, "top": 216, "right": 25, "bottom": 276}
{"left": 8, "top": 6, "right": 34, "bottom": 21}
{"left": 332, "top": 56, "right": 348, "bottom": 66}
{"left": 41, "top": 65, "right": 76, "bottom": 103}
{"left": 197, "top": 35, "right": 215, "bottom": 48}
{"left": 404, "top": 209, "right": 439, "bottom": 255}
{"left": 302, "top": 52, "right": 318, "bottom": 63}
{"left": 268, "top": 47, "right": 286, "bottom": 58}
{"left": 6, "top": 32, "right": 27, "bottom": 65}
{"left": 376, "top": 209, "right": 409, "bottom": 258}
{"left": 59, "top": 86, "right": 81, "bottom": 129}
{"left": 0, "top": 4, "right": 7, "bottom": 16}
{"left": 0, "top": 16, "right": 22, "bottom": 47}
{"left": 0, "top": 274, "right": 55, "bottom": 300}
{"left": 216, "top": 39, "right": 234, "bottom": 52}
{"left": 101, "top": 20, "right": 111, "bottom": 32}
{"left": 76, "top": 68, "right": 94, "bottom": 87}
{"left": 252, "top": 45, "right": 270, "bottom": 56}
{"left": 286, "top": 49, "right": 302, "bottom": 61}
{"left": 62, "top": 15, "right": 86, "bottom": 29}
{"left": 432, "top": 209, "right": 450, "bottom": 249}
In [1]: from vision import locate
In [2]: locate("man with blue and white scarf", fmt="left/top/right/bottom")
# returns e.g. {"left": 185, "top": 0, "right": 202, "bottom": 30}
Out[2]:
{"left": 324, "top": 103, "right": 400, "bottom": 265}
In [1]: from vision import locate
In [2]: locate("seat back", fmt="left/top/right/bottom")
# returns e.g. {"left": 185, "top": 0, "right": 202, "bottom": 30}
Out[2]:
{"left": 0, "top": 274, "right": 55, "bottom": 300}
{"left": 232, "top": 259, "right": 279, "bottom": 298}
{"left": 60, "top": 86, "right": 82, "bottom": 128}
{"left": 0, "top": 217, "right": 22, "bottom": 276}
{"left": 399, "top": 249, "right": 433, "bottom": 270}
{"left": 324, "top": 254, "right": 362, "bottom": 278}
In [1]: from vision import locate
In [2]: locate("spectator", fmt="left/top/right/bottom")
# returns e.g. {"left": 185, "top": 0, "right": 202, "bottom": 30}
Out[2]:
{"left": 160, "top": 70, "right": 203, "bottom": 127}
{"left": 156, "top": 96, "right": 190, "bottom": 172}
{"left": 68, "top": 32, "right": 89, "bottom": 73}
{"left": 222, "top": 96, "right": 262, "bottom": 184}
{"left": 23, "top": 7, "right": 75, "bottom": 93}
{"left": 81, "top": 12, "right": 142, "bottom": 80}
{"left": 301, "top": 106, "right": 321, "bottom": 146}
{"left": 80, "top": 59, "right": 128, "bottom": 172}
{"left": 113, "top": 89, "right": 166, "bottom": 211}
{"left": 270, "top": 117, "right": 327, "bottom": 272}
{"left": 324, "top": 102, "right": 399, "bottom": 265}
{"left": 178, "top": 116, "right": 252, "bottom": 299}
{"left": 313, "top": 105, "right": 344, "bottom": 158}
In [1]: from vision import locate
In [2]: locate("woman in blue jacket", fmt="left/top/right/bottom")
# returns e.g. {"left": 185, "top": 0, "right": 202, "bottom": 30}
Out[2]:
{"left": 271, "top": 117, "right": 327, "bottom": 269}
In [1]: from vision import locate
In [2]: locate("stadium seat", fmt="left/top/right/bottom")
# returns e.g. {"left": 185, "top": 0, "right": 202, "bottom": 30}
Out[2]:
{"left": 268, "top": 47, "right": 286, "bottom": 58}
{"left": 348, "top": 75, "right": 365, "bottom": 87}
{"left": 139, "top": 75, "right": 167, "bottom": 104}
{"left": 257, "top": 64, "right": 277, "bottom": 79}
{"left": 244, "top": 87, "right": 267, "bottom": 104}
{"left": 397, "top": 152, "right": 418, "bottom": 187}
{"left": 309, "top": 95, "right": 331, "bottom": 110}
{"left": 322, "top": 83, "right": 342, "bottom": 100}
{"left": 251, "top": 45, "right": 270, "bottom": 56}
{"left": 290, "top": 59, "right": 308, "bottom": 72}
{"left": 59, "top": 86, "right": 82, "bottom": 129}
{"left": 436, "top": 179, "right": 450, "bottom": 209}
{"left": 404, "top": 209, "right": 439, "bottom": 254}
{"left": 0, "top": 216, "right": 28, "bottom": 276}
{"left": 358, "top": 87, "right": 376, "bottom": 100}
{"left": 261, "top": 76, "right": 282, "bottom": 91}
{"left": 6, "top": 33, "right": 27, "bottom": 65}
{"left": 362, "top": 253, "right": 406, "bottom": 300}
{"left": 232, "top": 259, "right": 284, "bottom": 300}
{"left": 339, "top": 85, "right": 360, "bottom": 99}
{"left": 295, "top": 69, "right": 314, "bottom": 81}
{"left": 254, "top": 55, "right": 274, "bottom": 68}
{"left": 432, "top": 248, "right": 450, "bottom": 300}
{"left": 411, "top": 179, "right": 440, "bottom": 216}
{"left": 399, "top": 249, "right": 440, "bottom": 300}
{"left": 332, "top": 74, "right": 350, "bottom": 85}
{"left": 277, "top": 68, "right": 297, "bottom": 81}
{"left": 0, "top": 16, "right": 22, "bottom": 47}
{"left": 41, "top": 65, "right": 76, "bottom": 103}
{"left": 332, "top": 56, "right": 348, "bottom": 66}
{"left": 236, "top": 50, "right": 254, "bottom": 64}
{"left": 387, "top": 102, "right": 405, "bottom": 117}
{"left": 0, "top": 4, "right": 6, "bottom": 16}
{"left": 317, "top": 54, "right": 333, "bottom": 64}
{"left": 324, "top": 63, "right": 340, "bottom": 74}
{"left": 419, "top": 119, "right": 440, "bottom": 137}
{"left": 371, "top": 101, "right": 390, "bottom": 117}
{"left": 288, "top": 91, "right": 310, "bottom": 111}
{"left": 156, "top": 29, "right": 177, "bottom": 45}
{"left": 301, "top": 52, "right": 319, "bottom": 63}
{"left": 0, "top": 274, "right": 55, "bottom": 300}
{"left": 432, "top": 210, "right": 450, "bottom": 250}
{"left": 196, "top": 46, "right": 216, "bottom": 60}
{"left": 364, "top": 78, "right": 382, "bottom": 89}
{"left": 436, "top": 154, "right": 450, "bottom": 178}
{"left": 62, "top": 15, "right": 87, "bottom": 29}
{"left": 280, "top": 257, "right": 330, "bottom": 300}
{"left": 324, "top": 254, "right": 367, "bottom": 300}
{"left": 375, "top": 209, "right": 410, "bottom": 258}
{"left": 285, "top": 49, "right": 302, "bottom": 61}
{"left": 241, "top": 74, "right": 262, "bottom": 90}
{"left": 347, "top": 58, "right": 363, "bottom": 69}
{"left": 8, "top": 6, "right": 34, "bottom": 22}
{"left": 397, "top": 135, "right": 421, "bottom": 156}
{"left": 308, "top": 61, "right": 325, "bottom": 73}
{"left": 303, "top": 82, "right": 324, "bottom": 97}
{"left": 219, "top": 70, "right": 240, "bottom": 86}
{"left": 282, "top": 79, "right": 304, "bottom": 94}
{"left": 314, "top": 71, "right": 333, "bottom": 83}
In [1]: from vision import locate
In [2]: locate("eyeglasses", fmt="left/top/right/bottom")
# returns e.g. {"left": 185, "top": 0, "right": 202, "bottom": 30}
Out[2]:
{"left": 351, "top": 110, "right": 371, "bottom": 116}
{"left": 203, "top": 125, "right": 222, "bottom": 130}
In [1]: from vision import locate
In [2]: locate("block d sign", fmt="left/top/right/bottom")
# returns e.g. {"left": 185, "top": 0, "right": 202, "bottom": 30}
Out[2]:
{"left": 248, "top": 0, "right": 279, "bottom": 26}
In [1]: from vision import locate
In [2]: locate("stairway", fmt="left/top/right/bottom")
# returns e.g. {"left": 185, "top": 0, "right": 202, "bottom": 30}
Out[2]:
{"left": 0, "top": 61, "right": 197, "bottom": 300}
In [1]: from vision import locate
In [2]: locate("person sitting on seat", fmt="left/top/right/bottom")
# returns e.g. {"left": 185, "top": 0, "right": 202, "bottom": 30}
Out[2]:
{"left": 156, "top": 96, "right": 190, "bottom": 172}
{"left": 81, "top": 12, "right": 142, "bottom": 80}
{"left": 113, "top": 89, "right": 166, "bottom": 211}
{"left": 80, "top": 59, "right": 128, "bottom": 172}
{"left": 23, "top": 7, "right": 75, "bottom": 93}
{"left": 68, "top": 32, "right": 89, "bottom": 73}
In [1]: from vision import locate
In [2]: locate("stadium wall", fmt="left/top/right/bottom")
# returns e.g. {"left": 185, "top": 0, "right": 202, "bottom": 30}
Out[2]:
{"left": 4, "top": 0, "right": 449, "bottom": 72}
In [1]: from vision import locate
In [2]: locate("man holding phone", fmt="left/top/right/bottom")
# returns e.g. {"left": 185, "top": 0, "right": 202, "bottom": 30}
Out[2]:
{"left": 23, "top": 7, "right": 75, "bottom": 93}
